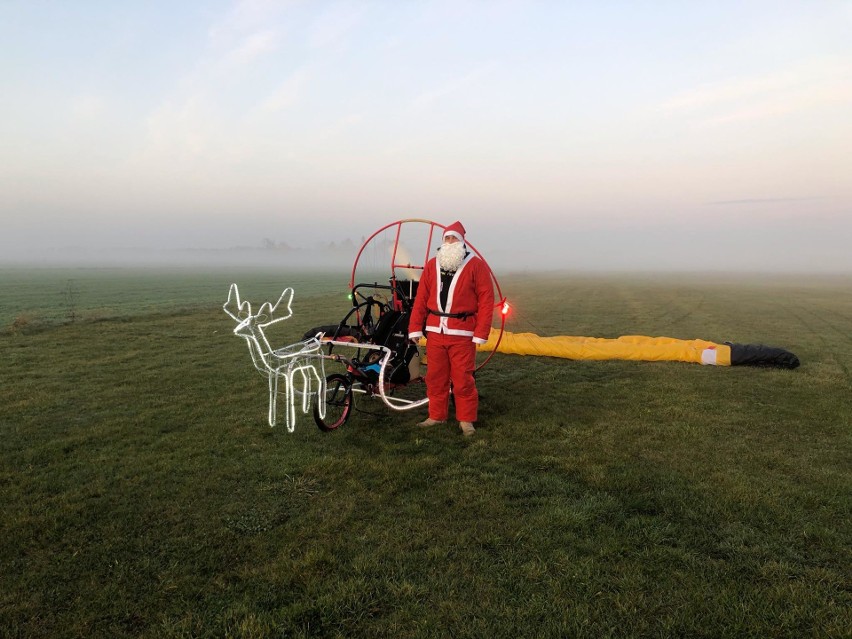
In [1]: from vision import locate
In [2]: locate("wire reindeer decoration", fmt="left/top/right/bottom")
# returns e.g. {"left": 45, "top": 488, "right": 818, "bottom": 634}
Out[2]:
{"left": 223, "top": 284, "right": 326, "bottom": 432}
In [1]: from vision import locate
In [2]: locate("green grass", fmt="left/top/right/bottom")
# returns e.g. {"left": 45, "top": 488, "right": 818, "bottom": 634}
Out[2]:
{"left": 1, "top": 269, "right": 850, "bottom": 638}
{"left": 0, "top": 267, "right": 350, "bottom": 328}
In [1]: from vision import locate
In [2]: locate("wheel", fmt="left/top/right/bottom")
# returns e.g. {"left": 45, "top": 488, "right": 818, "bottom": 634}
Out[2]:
{"left": 314, "top": 373, "right": 353, "bottom": 431}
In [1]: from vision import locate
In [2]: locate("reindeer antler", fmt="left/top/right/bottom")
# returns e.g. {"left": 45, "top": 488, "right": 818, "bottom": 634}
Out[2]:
{"left": 256, "top": 287, "right": 294, "bottom": 328}
{"left": 223, "top": 283, "right": 252, "bottom": 322}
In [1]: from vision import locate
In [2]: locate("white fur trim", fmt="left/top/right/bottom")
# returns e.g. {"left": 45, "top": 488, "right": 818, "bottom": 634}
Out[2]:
{"left": 426, "top": 326, "right": 472, "bottom": 336}
{"left": 409, "top": 331, "right": 423, "bottom": 339}
{"left": 430, "top": 253, "right": 477, "bottom": 336}
{"left": 444, "top": 328, "right": 474, "bottom": 337}
{"left": 472, "top": 337, "right": 486, "bottom": 344}
{"left": 443, "top": 230, "right": 464, "bottom": 242}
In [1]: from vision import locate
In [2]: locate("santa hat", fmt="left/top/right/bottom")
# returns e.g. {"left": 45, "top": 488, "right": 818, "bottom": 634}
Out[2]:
{"left": 442, "top": 221, "right": 466, "bottom": 243}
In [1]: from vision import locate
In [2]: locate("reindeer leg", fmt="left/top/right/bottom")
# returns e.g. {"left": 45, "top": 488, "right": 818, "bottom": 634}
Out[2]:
{"left": 314, "top": 356, "right": 327, "bottom": 419}
{"left": 285, "top": 370, "right": 297, "bottom": 433}
{"left": 268, "top": 372, "right": 277, "bottom": 427}
{"left": 306, "top": 358, "right": 322, "bottom": 415}
{"left": 298, "top": 365, "right": 311, "bottom": 414}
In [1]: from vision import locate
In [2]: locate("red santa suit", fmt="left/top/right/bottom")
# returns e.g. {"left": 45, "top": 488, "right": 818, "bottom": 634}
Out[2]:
{"left": 408, "top": 235, "right": 494, "bottom": 423}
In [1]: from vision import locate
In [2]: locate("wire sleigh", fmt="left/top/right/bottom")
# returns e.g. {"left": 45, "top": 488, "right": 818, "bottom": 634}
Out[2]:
{"left": 223, "top": 284, "right": 327, "bottom": 432}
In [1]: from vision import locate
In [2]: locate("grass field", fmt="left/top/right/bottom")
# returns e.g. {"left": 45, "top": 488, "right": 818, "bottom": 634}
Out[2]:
{"left": 1, "top": 268, "right": 850, "bottom": 638}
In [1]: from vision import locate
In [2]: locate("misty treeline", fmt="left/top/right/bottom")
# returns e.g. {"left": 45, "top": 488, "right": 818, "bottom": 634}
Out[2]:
{"left": 261, "top": 237, "right": 366, "bottom": 252}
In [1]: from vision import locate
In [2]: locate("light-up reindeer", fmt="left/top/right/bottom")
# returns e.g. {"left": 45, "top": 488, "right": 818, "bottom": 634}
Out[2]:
{"left": 223, "top": 284, "right": 326, "bottom": 432}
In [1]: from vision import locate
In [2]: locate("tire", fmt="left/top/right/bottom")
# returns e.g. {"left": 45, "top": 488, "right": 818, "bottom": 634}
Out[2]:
{"left": 314, "top": 373, "right": 353, "bottom": 431}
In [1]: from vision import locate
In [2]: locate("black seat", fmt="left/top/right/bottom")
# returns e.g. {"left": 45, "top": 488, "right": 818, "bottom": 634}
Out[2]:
{"left": 370, "top": 309, "right": 417, "bottom": 383}
{"left": 393, "top": 279, "right": 419, "bottom": 311}
{"left": 371, "top": 309, "right": 400, "bottom": 346}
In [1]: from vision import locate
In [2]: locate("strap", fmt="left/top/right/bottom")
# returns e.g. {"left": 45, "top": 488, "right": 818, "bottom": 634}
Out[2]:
{"left": 427, "top": 308, "right": 474, "bottom": 319}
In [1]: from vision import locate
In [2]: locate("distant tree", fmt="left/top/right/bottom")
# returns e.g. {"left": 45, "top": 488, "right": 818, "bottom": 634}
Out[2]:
{"left": 62, "top": 279, "right": 79, "bottom": 322}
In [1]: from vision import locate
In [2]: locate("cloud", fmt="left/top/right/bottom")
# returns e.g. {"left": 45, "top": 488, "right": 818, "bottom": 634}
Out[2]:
{"left": 260, "top": 66, "right": 312, "bottom": 111}
{"left": 209, "top": 0, "right": 295, "bottom": 44}
{"left": 659, "top": 57, "right": 852, "bottom": 126}
{"left": 659, "top": 74, "right": 792, "bottom": 113}
{"left": 141, "top": 95, "right": 218, "bottom": 163}
{"left": 207, "top": 2, "right": 293, "bottom": 74}
{"left": 223, "top": 29, "right": 281, "bottom": 68}
{"left": 319, "top": 113, "right": 363, "bottom": 139}
{"left": 708, "top": 197, "right": 824, "bottom": 206}
{"left": 706, "top": 83, "right": 852, "bottom": 125}
{"left": 70, "top": 94, "right": 107, "bottom": 120}
{"left": 308, "top": 1, "right": 366, "bottom": 49}
{"left": 411, "top": 63, "right": 498, "bottom": 109}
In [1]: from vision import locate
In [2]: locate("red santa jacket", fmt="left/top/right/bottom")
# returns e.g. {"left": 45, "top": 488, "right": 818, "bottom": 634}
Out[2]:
{"left": 408, "top": 252, "right": 494, "bottom": 343}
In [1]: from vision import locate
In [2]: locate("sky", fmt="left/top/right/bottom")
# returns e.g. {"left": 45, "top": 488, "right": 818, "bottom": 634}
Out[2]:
{"left": 1, "top": 0, "right": 851, "bottom": 272}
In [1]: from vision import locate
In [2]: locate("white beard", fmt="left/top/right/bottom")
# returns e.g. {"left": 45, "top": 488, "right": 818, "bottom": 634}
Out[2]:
{"left": 437, "top": 241, "right": 466, "bottom": 272}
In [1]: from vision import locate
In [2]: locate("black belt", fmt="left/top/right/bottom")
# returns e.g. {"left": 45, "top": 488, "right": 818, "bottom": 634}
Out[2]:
{"left": 427, "top": 308, "right": 474, "bottom": 319}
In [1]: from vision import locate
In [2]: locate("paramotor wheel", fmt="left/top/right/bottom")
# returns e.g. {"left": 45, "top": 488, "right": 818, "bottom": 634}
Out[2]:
{"left": 314, "top": 373, "right": 354, "bottom": 432}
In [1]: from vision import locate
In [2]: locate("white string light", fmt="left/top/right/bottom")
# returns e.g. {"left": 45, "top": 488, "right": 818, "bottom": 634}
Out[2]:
{"left": 224, "top": 284, "right": 326, "bottom": 432}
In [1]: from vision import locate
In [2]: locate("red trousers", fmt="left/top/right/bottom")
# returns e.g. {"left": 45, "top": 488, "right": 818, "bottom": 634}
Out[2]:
{"left": 425, "top": 331, "right": 478, "bottom": 422}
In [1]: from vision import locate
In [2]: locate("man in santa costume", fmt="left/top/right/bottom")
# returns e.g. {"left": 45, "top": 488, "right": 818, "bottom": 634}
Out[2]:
{"left": 408, "top": 221, "right": 494, "bottom": 436}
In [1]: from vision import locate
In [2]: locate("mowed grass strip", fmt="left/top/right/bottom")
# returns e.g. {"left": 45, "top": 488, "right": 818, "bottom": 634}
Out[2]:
{"left": 1, "top": 273, "right": 850, "bottom": 638}
{"left": 0, "top": 267, "right": 349, "bottom": 329}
